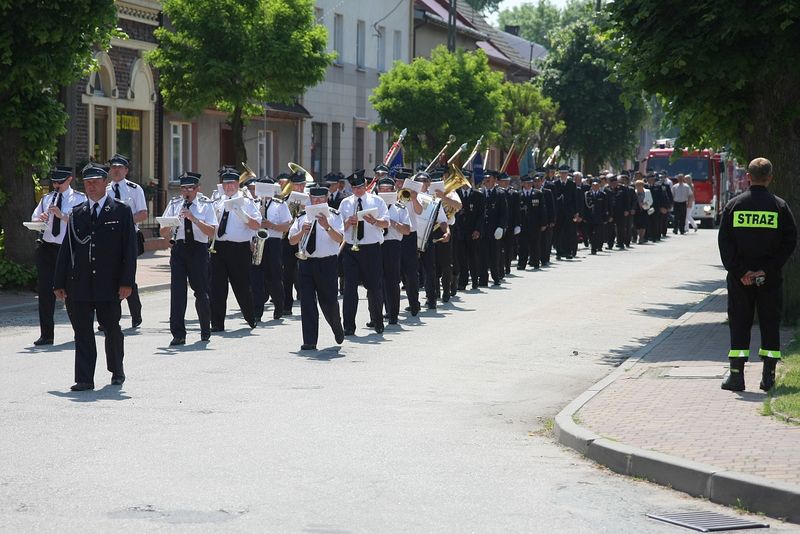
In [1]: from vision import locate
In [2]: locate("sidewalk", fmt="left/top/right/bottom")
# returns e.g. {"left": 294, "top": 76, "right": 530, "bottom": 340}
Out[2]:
{"left": 0, "top": 249, "right": 171, "bottom": 311}
{"left": 556, "top": 288, "right": 800, "bottom": 524}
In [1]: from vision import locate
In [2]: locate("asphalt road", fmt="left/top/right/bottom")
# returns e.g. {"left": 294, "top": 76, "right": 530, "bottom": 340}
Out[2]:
{"left": 1, "top": 230, "right": 794, "bottom": 532}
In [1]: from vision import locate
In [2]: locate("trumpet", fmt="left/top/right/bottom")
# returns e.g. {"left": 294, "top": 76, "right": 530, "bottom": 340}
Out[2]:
{"left": 351, "top": 219, "right": 360, "bottom": 252}
{"left": 295, "top": 219, "right": 317, "bottom": 260}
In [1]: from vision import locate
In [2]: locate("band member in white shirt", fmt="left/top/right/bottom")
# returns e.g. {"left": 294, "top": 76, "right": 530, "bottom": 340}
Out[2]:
{"left": 159, "top": 172, "right": 218, "bottom": 345}
{"left": 432, "top": 170, "right": 462, "bottom": 303}
{"left": 408, "top": 171, "right": 449, "bottom": 310}
{"left": 251, "top": 177, "right": 292, "bottom": 322}
{"left": 288, "top": 185, "right": 346, "bottom": 351}
{"left": 376, "top": 177, "right": 411, "bottom": 325}
{"left": 210, "top": 167, "right": 262, "bottom": 331}
{"left": 393, "top": 169, "right": 421, "bottom": 316}
{"left": 107, "top": 154, "right": 147, "bottom": 328}
{"left": 282, "top": 171, "right": 308, "bottom": 315}
{"left": 30, "top": 166, "right": 86, "bottom": 345}
{"left": 339, "top": 170, "right": 390, "bottom": 335}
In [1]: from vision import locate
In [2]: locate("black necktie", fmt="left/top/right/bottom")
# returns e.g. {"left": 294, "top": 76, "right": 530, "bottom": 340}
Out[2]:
{"left": 306, "top": 220, "right": 317, "bottom": 254}
{"left": 218, "top": 210, "right": 229, "bottom": 237}
{"left": 184, "top": 202, "right": 194, "bottom": 243}
{"left": 113, "top": 183, "right": 121, "bottom": 200}
{"left": 356, "top": 198, "right": 364, "bottom": 240}
{"left": 91, "top": 203, "right": 99, "bottom": 225}
{"left": 52, "top": 193, "right": 62, "bottom": 237}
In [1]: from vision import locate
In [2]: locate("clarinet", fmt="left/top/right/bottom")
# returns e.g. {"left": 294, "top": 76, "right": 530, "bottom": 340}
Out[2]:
{"left": 167, "top": 196, "right": 186, "bottom": 246}
{"left": 36, "top": 194, "right": 54, "bottom": 244}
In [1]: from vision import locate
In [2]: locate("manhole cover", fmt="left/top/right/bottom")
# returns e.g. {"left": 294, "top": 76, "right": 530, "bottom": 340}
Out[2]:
{"left": 647, "top": 510, "right": 769, "bottom": 532}
{"left": 664, "top": 366, "right": 728, "bottom": 379}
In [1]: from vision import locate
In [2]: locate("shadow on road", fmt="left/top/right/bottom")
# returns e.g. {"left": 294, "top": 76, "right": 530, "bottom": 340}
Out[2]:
{"left": 48, "top": 384, "right": 132, "bottom": 402}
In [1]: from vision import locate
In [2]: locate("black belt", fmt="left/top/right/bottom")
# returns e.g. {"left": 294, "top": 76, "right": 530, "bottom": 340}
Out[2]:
{"left": 41, "top": 241, "right": 61, "bottom": 247}
{"left": 345, "top": 242, "right": 379, "bottom": 248}
{"left": 306, "top": 255, "right": 337, "bottom": 261}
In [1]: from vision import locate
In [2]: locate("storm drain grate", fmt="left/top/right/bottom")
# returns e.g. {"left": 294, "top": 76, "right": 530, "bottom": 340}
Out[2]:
{"left": 646, "top": 511, "right": 769, "bottom": 532}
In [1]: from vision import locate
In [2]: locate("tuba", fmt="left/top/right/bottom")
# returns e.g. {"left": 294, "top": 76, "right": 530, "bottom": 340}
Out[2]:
{"left": 441, "top": 164, "right": 470, "bottom": 219}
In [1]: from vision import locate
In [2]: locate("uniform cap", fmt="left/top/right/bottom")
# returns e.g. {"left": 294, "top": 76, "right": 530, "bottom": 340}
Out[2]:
{"left": 308, "top": 184, "right": 329, "bottom": 197}
{"left": 109, "top": 153, "right": 129, "bottom": 167}
{"left": 323, "top": 172, "right": 338, "bottom": 184}
{"left": 179, "top": 171, "right": 201, "bottom": 186}
{"left": 373, "top": 163, "right": 390, "bottom": 174}
{"left": 378, "top": 177, "right": 395, "bottom": 188}
{"left": 290, "top": 171, "right": 307, "bottom": 184}
{"left": 413, "top": 171, "right": 431, "bottom": 182}
{"left": 348, "top": 169, "right": 366, "bottom": 187}
{"left": 82, "top": 164, "right": 108, "bottom": 180}
{"left": 218, "top": 167, "right": 239, "bottom": 183}
{"left": 50, "top": 165, "right": 73, "bottom": 182}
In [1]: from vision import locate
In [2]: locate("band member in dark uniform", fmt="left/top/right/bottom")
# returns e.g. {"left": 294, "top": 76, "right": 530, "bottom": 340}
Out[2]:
{"left": 210, "top": 167, "right": 261, "bottom": 331}
{"left": 252, "top": 177, "right": 292, "bottom": 322}
{"left": 394, "top": 169, "right": 422, "bottom": 315}
{"left": 432, "top": 171, "right": 461, "bottom": 302}
{"left": 409, "top": 172, "right": 450, "bottom": 308}
{"left": 30, "top": 166, "right": 85, "bottom": 346}
{"left": 478, "top": 170, "right": 507, "bottom": 286}
{"left": 645, "top": 173, "right": 663, "bottom": 242}
{"left": 289, "top": 184, "right": 346, "bottom": 351}
{"left": 498, "top": 172, "right": 519, "bottom": 275}
{"left": 54, "top": 164, "right": 137, "bottom": 391}
{"left": 554, "top": 165, "right": 578, "bottom": 260}
{"left": 377, "top": 177, "right": 411, "bottom": 324}
{"left": 540, "top": 170, "right": 556, "bottom": 265}
{"left": 517, "top": 174, "right": 547, "bottom": 270}
{"left": 585, "top": 178, "right": 610, "bottom": 254}
{"left": 159, "top": 172, "right": 218, "bottom": 346}
{"left": 325, "top": 173, "right": 345, "bottom": 209}
{"left": 454, "top": 171, "right": 484, "bottom": 290}
{"left": 339, "top": 171, "right": 390, "bottom": 334}
{"left": 106, "top": 154, "right": 145, "bottom": 328}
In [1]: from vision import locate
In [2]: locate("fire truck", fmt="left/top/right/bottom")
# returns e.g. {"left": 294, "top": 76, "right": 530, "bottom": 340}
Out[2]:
{"left": 645, "top": 140, "right": 741, "bottom": 228}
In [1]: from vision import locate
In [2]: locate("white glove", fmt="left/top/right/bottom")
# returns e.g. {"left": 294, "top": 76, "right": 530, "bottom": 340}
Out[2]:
{"left": 513, "top": 226, "right": 521, "bottom": 235}
{"left": 494, "top": 227, "right": 504, "bottom": 240}
{"left": 647, "top": 207, "right": 655, "bottom": 215}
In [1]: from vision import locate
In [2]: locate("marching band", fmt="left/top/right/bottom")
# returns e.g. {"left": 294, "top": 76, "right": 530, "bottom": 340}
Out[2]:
{"left": 29, "top": 136, "right": 686, "bottom": 388}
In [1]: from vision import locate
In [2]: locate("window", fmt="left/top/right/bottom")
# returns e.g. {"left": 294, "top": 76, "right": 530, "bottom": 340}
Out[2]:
{"left": 258, "top": 130, "right": 273, "bottom": 179}
{"left": 331, "top": 122, "right": 341, "bottom": 173}
{"left": 356, "top": 20, "right": 366, "bottom": 69}
{"left": 393, "top": 30, "right": 402, "bottom": 62}
{"left": 169, "top": 122, "right": 192, "bottom": 182}
{"left": 117, "top": 110, "right": 143, "bottom": 183}
{"left": 354, "top": 127, "right": 365, "bottom": 171}
{"left": 333, "top": 14, "right": 343, "bottom": 64}
{"left": 311, "top": 122, "right": 327, "bottom": 178}
{"left": 377, "top": 26, "right": 386, "bottom": 72}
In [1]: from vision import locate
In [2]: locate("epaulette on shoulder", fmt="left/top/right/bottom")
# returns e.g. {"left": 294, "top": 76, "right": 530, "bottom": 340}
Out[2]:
{"left": 299, "top": 210, "right": 307, "bottom": 217}
{"left": 396, "top": 204, "right": 406, "bottom": 210}
{"left": 271, "top": 197, "right": 284, "bottom": 204}
{"left": 126, "top": 180, "right": 138, "bottom": 189}
{"left": 74, "top": 191, "right": 87, "bottom": 198}
{"left": 328, "top": 207, "right": 339, "bottom": 214}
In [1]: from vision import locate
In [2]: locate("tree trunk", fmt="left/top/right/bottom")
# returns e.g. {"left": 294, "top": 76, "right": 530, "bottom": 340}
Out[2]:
{"left": 742, "top": 90, "right": 800, "bottom": 324}
{"left": 0, "top": 129, "right": 37, "bottom": 266}
{"left": 230, "top": 105, "right": 248, "bottom": 171}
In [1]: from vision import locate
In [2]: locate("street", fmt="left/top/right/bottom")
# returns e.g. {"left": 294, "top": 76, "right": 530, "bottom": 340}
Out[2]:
{"left": 1, "top": 230, "right": 793, "bottom": 532}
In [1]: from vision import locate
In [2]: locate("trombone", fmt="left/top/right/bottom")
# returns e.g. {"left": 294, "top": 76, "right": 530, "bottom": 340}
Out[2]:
{"left": 424, "top": 135, "right": 456, "bottom": 173}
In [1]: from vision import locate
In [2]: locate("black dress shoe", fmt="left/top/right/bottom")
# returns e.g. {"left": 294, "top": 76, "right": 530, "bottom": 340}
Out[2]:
{"left": 97, "top": 324, "right": 104, "bottom": 332}
{"left": 248, "top": 320, "right": 257, "bottom": 329}
{"left": 201, "top": 332, "right": 211, "bottom": 342}
{"left": 111, "top": 375, "right": 125, "bottom": 386}
{"left": 273, "top": 312, "right": 282, "bottom": 320}
{"left": 169, "top": 337, "right": 185, "bottom": 346}
{"left": 344, "top": 329, "right": 356, "bottom": 336}
{"left": 335, "top": 330, "right": 345, "bottom": 344}
{"left": 33, "top": 337, "right": 53, "bottom": 346}
{"left": 410, "top": 305, "right": 420, "bottom": 316}
{"left": 132, "top": 316, "right": 142, "bottom": 328}
{"left": 366, "top": 321, "right": 375, "bottom": 328}
{"left": 492, "top": 281, "right": 501, "bottom": 286}
{"left": 283, "top": 309, "right": 293, "bottom": 316}
{"left": 300, "top": 344, "right": 317, "bottom": 351}
{"left": 375, "top": 324, "right": 384, "bottom": 334}
{"left": 426, "top": 302, "right": 437, "bottom": 310}
{"left": 70, "top": 383, "right": 94, "bottom": 392}
{"left": 388, "top": 318, "right": 398, "bottom": 325}
{"left": 210, "top": 327, "right": 223, "bottom": 333}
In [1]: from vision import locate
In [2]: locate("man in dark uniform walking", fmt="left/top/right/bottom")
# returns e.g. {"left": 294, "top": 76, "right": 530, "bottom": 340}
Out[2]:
{"left": 585, "top": 178, "right": 609, "bottom": 254}
{"left": 54, "top": 164, "right": 137, "bottom": 391}
{"left": 718, "top": 157, "right": 797, "bottom": 392}
{"left": 540, "top": 170, "right": 556, "bottom": 265}
{"left": 454, "top": 171, "right": 484, "bottom": 290}
{"left": 517, "top": 174, "right": 547, "bottom": 270}
{"left": 478, "top": 170, "right": 507, "bottom": 286}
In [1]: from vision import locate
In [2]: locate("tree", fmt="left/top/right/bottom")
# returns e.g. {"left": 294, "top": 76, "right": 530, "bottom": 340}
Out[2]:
{"left": 608, "top": 0, "right": 800, "bottom": 320}
{"left": 464, "top": 0, "right": 503, "bottom": 13}
{"left": 149, "top": 0, "right": 332, "bottom": 170}
{"left": 0, "top": 0, "right": 117, "bottom": 266}
{"left": 371, "top": 46, "right": 506, "bottom": 162}
{"left": 499, "top": 81, "right": 565, "bottom": 167}
{"left": 497, "top": 1, "right": 561, "bottom": 48}
{"left": 540, "top": 19, "right": 645, "bottom": 173}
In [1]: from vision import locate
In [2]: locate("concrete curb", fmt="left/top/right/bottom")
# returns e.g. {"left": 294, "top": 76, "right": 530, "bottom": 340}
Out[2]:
{"left": 554, "top": 287, "right": 800, "bottom": 524}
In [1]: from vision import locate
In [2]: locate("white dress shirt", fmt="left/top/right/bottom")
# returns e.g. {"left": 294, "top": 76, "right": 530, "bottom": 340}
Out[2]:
{"left": 107, "top": 179, "right": 147, "bottom": 229}
{"left": 408, "top": 195, "right": 447, "bottom": 233}
{"left": 288, "top": 208, "right": 344, "bottom": 258}
{"left": 338, "top": 192, "right": 389, "bottom": 245}
{"left": 30, "top": 186, "right": 86, "bottom": 245}
{"left": 213, "top": 191, "right": 262, "bottom": 242}
{"left": 161, "top": 197, "right": 218, "bottom": 243}
{"left": 260, "top": 198, "right": 293, "bottom": 239}
{"left": 385, "top": 203, "right": 410, "bottom": 242}
{"left": 672, "top": 183, "right": 691, "bottom": 203}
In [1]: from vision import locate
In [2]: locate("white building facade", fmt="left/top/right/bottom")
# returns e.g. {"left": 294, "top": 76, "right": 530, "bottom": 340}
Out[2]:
{"left": 302, "top": 0, "right": 413, "bottom": 178}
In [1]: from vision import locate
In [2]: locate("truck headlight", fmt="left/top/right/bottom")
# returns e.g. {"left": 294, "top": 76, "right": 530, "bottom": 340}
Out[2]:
{"left": 703, "top": 205, "right": 712, "bottom": 214}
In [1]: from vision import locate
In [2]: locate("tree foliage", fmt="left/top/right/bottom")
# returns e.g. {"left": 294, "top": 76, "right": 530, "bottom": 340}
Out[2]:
{"left": 149, "top": 0, "right": 332, "bottom": 169}
{"left": 497, "top": 0, "right": 594, "bottom": 49}
{"left": 463, "top": 0, "right": 504, "bottom": 13}
{"left": 608, "top": 0, "right": 800, "bottom": 320}
{"left": 540, "top": 19, "right": 645, "bottom": 172}
{"left": 371, "top": 46, "right": 506, "bottom": 162}
{"left": 499, "top": 81, "right": 565, "bottom": 164}
{"left": 0, "top": 0, "right": 118, "bottom": 265}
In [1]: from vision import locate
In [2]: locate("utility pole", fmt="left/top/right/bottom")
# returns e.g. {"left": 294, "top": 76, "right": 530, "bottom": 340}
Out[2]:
{"left": 447, "top": 0, "right": 457, "bottom": 52}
